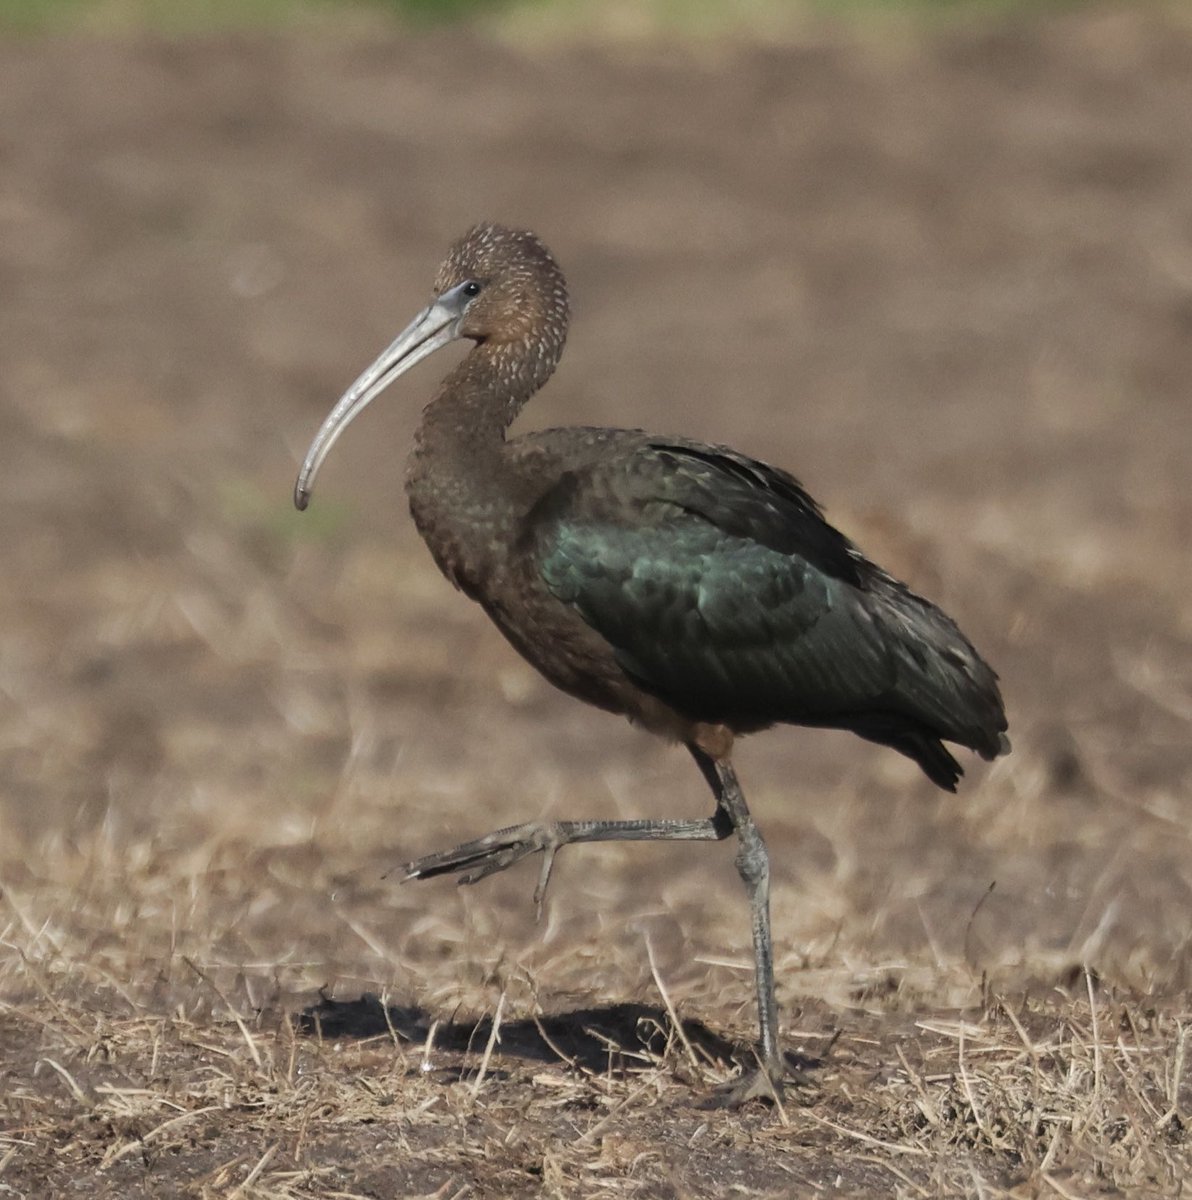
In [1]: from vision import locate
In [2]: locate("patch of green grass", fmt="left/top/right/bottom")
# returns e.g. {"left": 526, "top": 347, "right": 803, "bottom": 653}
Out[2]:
{"left": 0, "top": 0, "right": 1117, "bottom": 36}
{"left": 0, "top": 0, "right": 505, "bottom": 35}
{"left": 805, "top": 0, "right": 1098, "bottom": 23}
{"left": 0, "top": 0, "right": 77, "bottom": 33}
{"left": 811, "top": 0, "right": 1083, "bottom": 9}
{"left": 0, "top": 0, "right": 310, "bottom": 34}
{"left": 486, "top": 0, "right": 1109, "bottom": 51}
{"left": 217, "top": 476, "right": 352, "bottom": 551}
{"left": 372, "top": 0, "right": 513, "bottom": 22}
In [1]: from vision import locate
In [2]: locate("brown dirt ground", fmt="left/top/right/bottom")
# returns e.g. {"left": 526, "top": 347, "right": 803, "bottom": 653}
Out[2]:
{"left": 3, "top": 5, "right": 1192, "bottom": 1196}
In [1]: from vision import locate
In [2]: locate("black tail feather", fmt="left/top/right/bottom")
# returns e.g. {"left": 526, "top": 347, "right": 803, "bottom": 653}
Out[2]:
{"left": 983, "top": 731, "right": 1012, "bottom": 761}
{"left": 845, "top": 717, "right": 965, "bottom": 791}
{"left": 897, "top": 733, "right": 964, "bottom": 792}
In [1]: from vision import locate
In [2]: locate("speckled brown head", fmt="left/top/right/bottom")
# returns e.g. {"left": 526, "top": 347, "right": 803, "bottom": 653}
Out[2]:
{"left": 435, "top": 223, "right": 569, "bottom": 352}
{"left": 294, "top": 224, "right": 570, "bottom": 510}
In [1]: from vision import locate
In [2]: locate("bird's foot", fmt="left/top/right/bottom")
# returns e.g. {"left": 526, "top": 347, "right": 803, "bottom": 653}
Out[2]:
{"left": 400, "top": 820, "right": 564, "bottom": 918}
{"left": 700, "top": 1054, "right": 814, "bottom": 1111}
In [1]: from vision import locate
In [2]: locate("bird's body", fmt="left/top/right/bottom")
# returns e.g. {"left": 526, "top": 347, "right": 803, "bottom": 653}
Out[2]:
{"left": 296, "top": 223, "right": 1008, "bottom": 1105}
{"left": 408, "top": 409, "right": 1003, "bottom": 788}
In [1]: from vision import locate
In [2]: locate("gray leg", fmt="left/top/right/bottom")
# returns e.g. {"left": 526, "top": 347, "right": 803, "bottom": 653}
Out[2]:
{"left": 689, "top": 746, "right": 787, "bottom": 1103}
{"left": 402, "top": 810, "right": 734, "bottom": 917}
{"left": 401, "top": 745, "right": 790, "bottom": 1104}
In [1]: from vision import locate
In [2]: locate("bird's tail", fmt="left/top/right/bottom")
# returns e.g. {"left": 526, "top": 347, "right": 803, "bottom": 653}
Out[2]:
{"left": 846, "top": 720, "right": 963, "bottom": 791}
{"left": 869, "top": 577, "right": 1010, "bottom": 781}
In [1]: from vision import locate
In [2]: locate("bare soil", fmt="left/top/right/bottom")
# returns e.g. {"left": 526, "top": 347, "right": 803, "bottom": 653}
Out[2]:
{"left": 2, "top": 6, "right": 1192, "bottom": 1196}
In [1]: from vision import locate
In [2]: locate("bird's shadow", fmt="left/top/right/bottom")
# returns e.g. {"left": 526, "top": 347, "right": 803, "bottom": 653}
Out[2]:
{"left": 295, "top": 992, "right": 817, "bottom": 1084}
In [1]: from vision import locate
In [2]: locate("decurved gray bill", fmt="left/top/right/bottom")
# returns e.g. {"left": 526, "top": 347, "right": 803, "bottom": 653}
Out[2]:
{"left": 294, "top": 300, "right": 461, "bottom": 510}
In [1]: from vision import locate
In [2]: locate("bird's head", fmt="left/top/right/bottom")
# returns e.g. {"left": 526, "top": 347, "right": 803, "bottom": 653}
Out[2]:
{"left": 434, "top": 223, "right": 569, "bottom": 351}
{"left": 294, "top": 223, "right": 569, "bottom": 511}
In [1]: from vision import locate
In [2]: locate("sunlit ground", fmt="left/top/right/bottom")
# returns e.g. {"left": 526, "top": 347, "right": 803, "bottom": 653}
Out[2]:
{"left": 2, "top": 2, "right": 1191, "bottom": 1194}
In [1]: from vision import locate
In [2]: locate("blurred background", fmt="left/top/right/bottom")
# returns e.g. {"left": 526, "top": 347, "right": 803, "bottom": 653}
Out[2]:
{"left": 2, "top": 0, "right": 1192, "bottom": 1030}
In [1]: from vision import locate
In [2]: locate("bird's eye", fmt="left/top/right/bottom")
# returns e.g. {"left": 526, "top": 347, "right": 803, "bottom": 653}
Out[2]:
{"left": 461, "top": 280, "right": 482, "bottom": 297}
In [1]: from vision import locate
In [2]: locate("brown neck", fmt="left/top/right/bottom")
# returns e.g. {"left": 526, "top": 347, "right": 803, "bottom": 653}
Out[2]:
{"left": 412, "top": 335, "right": 561, "bottom": 463}
{"left": 405, "top": 338, "right": 563, "bottom": 591}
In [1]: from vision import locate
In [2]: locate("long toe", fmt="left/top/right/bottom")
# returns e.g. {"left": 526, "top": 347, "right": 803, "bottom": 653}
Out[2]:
{"left": 401, "top": 822, "right": 558, "bottom": 884}
{"left": 701, "top": 1066, "right": 784, "bottom": 1110}
{"left": 700, "top": 1054, "right": 816, "bottom": 1111}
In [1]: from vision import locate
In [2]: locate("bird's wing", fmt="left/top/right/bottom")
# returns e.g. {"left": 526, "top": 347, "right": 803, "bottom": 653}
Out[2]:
{"left": 527, "top": 441, "right": 903, "bottom": 725}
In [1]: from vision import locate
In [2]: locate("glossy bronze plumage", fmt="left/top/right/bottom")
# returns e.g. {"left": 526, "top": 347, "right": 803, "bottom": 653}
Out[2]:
{"left": 295, "top": 223, "right": 1009, "bottom": 1105}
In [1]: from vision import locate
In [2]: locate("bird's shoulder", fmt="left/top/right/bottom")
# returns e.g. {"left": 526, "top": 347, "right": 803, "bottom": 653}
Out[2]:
{"left": 514, "top": 428, "right": 869, "bottom": 588}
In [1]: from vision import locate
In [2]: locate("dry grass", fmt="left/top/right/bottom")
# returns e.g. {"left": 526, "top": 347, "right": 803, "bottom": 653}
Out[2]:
{"left": 3, "top": 833, "right": 1192, "bottom": 1196}
{"left": 4, "top": 6, "right": 1192, "bottom": 1196}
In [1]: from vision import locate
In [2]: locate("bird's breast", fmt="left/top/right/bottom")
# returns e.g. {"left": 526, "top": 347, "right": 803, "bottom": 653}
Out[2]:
{"left": 406, "top": 473, "right": 722, "bottom": 745}
{"left": 405, "top": 468, "right": 510, "bottom": 597}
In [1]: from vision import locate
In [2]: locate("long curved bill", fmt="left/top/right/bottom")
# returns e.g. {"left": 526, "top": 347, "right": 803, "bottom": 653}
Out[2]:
{"left": 294, "top": 298, "right": 463, "bottom": 510}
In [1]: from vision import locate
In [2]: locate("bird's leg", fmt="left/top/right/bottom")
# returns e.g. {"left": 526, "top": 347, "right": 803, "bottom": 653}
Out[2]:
{"left": 401, "top": 748, "right": 796, "bottom": 1107}
{"left": 688, "top": 745, "right": 791, "bottom": 1108}
{"left": 401, "top": 811, "right": 734, "bottom": 918}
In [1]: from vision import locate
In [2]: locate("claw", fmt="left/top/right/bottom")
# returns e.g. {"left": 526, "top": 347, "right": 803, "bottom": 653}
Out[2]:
{"left": 701, "top": 1066, "right": 784, "bottom": 1110}
{"left": 532, "top": 842, "right": 560, "bottom": 920}
{"left": 700, "top": 1052, "right": 814, "bottom": 1111}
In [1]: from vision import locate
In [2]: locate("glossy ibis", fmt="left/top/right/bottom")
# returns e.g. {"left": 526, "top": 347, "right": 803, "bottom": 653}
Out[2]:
{"left": 295, "top": 224, "right": 1009, "bottom": 1105}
